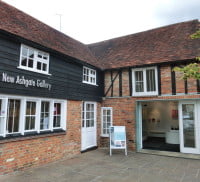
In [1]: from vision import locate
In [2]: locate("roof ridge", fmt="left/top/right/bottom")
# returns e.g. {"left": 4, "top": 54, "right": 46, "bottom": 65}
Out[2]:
{"left": 88, "top": 19, "right": 199, "bottom": 46}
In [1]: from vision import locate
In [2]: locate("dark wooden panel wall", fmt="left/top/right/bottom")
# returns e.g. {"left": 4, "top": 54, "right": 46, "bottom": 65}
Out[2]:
{"left": 0, "top": 35, "right": 104, "bottom": 101}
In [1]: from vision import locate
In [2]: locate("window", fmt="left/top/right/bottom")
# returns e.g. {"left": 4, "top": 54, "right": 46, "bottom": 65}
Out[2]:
{"left": 6, "top": 99, "right": 21, "bottom": 133}
{"left": 101, "top": 107, "right": 112, "bottom": 136}
{"left": 0, "top": 95, "right": 66, "bottom": 137}
{"left": 83, "top": 67, "right": 96, "bottom": 85}
{"left": 82, "top": 102, "right": 96, "bottom": 128}
{"left": 132, "top": 67, "right": 158, "bottom": 96}
{"left": 40, "top": 101, "right": 50, "bottom": 130}
{"left": 53, "top": 103, "right": 61, "bottom": 128}
{"left": 19, "top": 45, "right": 50, "bottom": 74}
{"left": 25, "top": 101, "right": 36, "bottom": 131}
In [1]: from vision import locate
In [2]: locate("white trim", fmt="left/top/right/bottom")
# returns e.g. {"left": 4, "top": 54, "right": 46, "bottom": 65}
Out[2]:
{"left": 0, "top": 94, "right": 67, "bottom": 137}
{"left": 19, "top": 44, "right": 51, "bottom": 75}
{"left": 132, "top": 66, "right": 158, "bottom": 96}
{"left": 101, "top": 107, "right": 113, "bottom": 137}
{"left": 82, "top": 66, "right": 97, "bottom": 85}
{"left": 81, "top": 101, "right": 97, "bottom": 150}
{"left": 179, "top": 101, "right": 199, "bottom": 154}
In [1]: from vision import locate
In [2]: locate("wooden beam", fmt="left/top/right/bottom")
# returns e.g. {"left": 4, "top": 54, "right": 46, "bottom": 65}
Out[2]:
{"left": 110, "top": 71, "right": 113, "bottom": 97}
{"left": 157, "top": 65, "right": 161, "bottom": 95}
{"left": 105, "top": 70, "right": 120, "bottom": 97}
{"left": 171, "top": 65, "right": 176, "bottom": 95}
{"left": 197, "top": 80, "right": 200, "bottom": 94}
{"left": 119, "top": 69, "right": 122, "bottom": 96}
{"left": 128, "top": 68, "right": 132, "bottom": 96}
{"left": 184, "top": 79, "right": 188, "bottom": 94}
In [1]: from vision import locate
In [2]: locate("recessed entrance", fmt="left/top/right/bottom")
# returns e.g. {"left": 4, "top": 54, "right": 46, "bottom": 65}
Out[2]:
{"left": 138, "top": 100, "right": 200, "bottom": 155}
{"left": 141, "top": 101, "right": 180, "bottom": 152}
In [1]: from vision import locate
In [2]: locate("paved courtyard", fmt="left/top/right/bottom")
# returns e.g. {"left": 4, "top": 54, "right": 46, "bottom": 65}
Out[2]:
{"left": 1, "top": 149, "right": 200, "bottom": 182}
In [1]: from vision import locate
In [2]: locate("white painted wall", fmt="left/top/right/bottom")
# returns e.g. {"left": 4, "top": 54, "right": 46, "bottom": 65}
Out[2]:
{"left": 142, "top": 101, "right": 179, "bottom": 137}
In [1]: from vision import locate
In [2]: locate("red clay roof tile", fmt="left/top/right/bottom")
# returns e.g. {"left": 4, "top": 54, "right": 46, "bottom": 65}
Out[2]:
{"left": 88, "top": 20, "right": 200, "bottom": 70}
{"left": 0, "top": 1, "right": 101, "bottom": 68}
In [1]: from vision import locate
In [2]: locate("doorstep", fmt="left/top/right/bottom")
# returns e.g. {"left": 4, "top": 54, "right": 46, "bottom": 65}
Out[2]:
{"left": 139, "top": 149, "right": 200, "bottom": 160}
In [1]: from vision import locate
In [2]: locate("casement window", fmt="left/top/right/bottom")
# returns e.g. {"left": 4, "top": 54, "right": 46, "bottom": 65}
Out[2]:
{"left": 40, "top": 101, "right": 50, "bottom": 130}
{"left": 19, "top": 44, "right": 50, "bottom": 75}
{"left": 6, "top": 99, "right": 21, "bottom": 134}
{"left": 132, "top": 67, "right": 158, "bottom": 96}
{"left": 53, "top": 103, "right": 61, "bottom": 128}
{"left": 25, "top": 101, "right": 36, "bottom": 131}
{"left": 0, "top": 95, "right": 66, "bottom": 138}
{"left": 101, "top": 107, "right": 112, "bottom": 137}
{"left": 83, "top": 66, "right": 96, "bottom": 85}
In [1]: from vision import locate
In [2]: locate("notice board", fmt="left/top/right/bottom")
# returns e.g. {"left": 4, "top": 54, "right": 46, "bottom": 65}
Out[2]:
{"left": 109, "top": 126, "right": 127, "bottom": 156}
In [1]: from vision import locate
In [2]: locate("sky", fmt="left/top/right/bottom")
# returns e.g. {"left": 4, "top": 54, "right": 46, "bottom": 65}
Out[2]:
{"left": 3, "top": 0, "right": 200, "bottom": 44}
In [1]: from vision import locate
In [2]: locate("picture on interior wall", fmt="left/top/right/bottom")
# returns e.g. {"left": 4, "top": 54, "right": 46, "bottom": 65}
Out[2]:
{"left": 172, "top": 109, "right": 178, "bottom": 119}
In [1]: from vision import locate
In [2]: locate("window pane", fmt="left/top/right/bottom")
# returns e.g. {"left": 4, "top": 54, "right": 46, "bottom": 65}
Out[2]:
{"left": 28, "top": 59, "right": 33, "bottom": 68}
{"left": 28, "top": 49, "right": 34, "bottom": 59}
{"left": 38, "top": 53, "right": 42, "bottom": 58}
{"left": 135, "top": 71, "right": 144, "bottom": 92}
{"left": 146, "top": 69, "right": 156, "bottom": 92}
{"left": 22, "top": 47, "right": 28, "bottom": 56}
{"left": 37, "top": 62, "right": 42, "bottom": 70}
{"left": 25, "top": 101, "right": 36, "bottom": 131}
{"left": 53, "top": 103, "right": 61, "bottom": 128}
{"left": 102, "top": 108, "right": 112, "bottom": 135}
{"left": 42, "top": 63, "right": 47, "bottom": 71}
{"left": 21, "top": 57, "right": 27, "bottom": 66}
{"left": 40, "top": 102, "right": 49, "bottom": 130}
{"left": 6, "top": 99, "right": 20, "bottom": 133}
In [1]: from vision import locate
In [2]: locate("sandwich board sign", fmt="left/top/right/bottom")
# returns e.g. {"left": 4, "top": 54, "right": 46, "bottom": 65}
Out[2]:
{"left": 109, "top": 126, "right": 127, "bottom": 156}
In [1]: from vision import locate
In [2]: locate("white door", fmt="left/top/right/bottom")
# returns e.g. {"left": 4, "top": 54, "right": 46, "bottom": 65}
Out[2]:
{"left": 81, "top": 102, "right": 97, "bottom": 151}
{"left": 179, "top": 101, "right": 199, "bottom": 154}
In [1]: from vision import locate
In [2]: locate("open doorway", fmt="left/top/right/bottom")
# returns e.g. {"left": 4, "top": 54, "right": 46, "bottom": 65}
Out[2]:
{"left": 142, "top": 101, "right": 180, "bottom": 152}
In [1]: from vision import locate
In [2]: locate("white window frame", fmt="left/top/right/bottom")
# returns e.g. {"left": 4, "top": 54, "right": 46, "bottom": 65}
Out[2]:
{"left": 24, "top": 99, "right": 38, "bottom": 133}
{"left": 53, "top": 101, "right": 65, "bottom": 129}
{"left": 82, "top": 66, "right": 97, "bottom": 85}
{"left": 82, "top": 102, "right": 96, "bottom": 128}
{"left": 0, "top": 94, "right": 66, "bottom": 137}
{"left": 101, "top": 107, "right": 113, "bottom": 137}
{"left": 132, "top": 66, "right": 158, "bottom": 96}
{"left": 18, "top": 44, "right": 50, "bottom": 75}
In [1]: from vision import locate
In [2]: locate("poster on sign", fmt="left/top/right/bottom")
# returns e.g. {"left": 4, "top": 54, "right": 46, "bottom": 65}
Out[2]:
{"left": 109, "top": 126, "right": 127, "bottom": 156}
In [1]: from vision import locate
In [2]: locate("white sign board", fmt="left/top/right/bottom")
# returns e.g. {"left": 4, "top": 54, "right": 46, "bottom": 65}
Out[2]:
{"left": 109, "top": 126, "right": 127, "bottom": 156}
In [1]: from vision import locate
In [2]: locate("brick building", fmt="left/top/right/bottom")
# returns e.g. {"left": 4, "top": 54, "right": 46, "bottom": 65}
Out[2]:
{"left": 0, "top": 1, "right": 199, "bottom": 174}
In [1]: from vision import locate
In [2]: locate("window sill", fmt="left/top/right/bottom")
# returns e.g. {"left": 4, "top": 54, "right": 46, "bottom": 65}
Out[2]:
{"left": 17, "top": 66, "right": 52, "bottom": 76}
{"left": 101, "top": 135, "right": 109, "bottom": 138}
{"left": 82, "top": 81, "right": 98, "bottom": 86}
{"left": 0, "top": 130, "right": 66, "bottom": 144}
{"left": 132, "top": 93, "right": 158, "bottom": 97}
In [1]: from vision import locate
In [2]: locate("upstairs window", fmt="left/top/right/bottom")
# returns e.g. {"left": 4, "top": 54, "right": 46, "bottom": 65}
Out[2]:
{"left": 19, "top": 45, "right": 49, "bottom": 75}
{"left": 83, "top": 66, "right": 96, "bottom": 85}
{"left": 132, "top": 67, "right": 158, "bottom": 96}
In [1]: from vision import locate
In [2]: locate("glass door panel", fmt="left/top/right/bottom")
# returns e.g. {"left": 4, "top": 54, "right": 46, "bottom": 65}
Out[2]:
{"left": 182, "top": 104, "right": 195, "bottom": 148}
{"left": 179, "top": 102, "right": 199, "bottom": 154}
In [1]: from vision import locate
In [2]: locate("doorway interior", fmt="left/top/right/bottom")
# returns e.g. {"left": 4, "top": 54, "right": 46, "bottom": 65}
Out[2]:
{"left": 141, "top": 101, "right": 180, "bottom": 152}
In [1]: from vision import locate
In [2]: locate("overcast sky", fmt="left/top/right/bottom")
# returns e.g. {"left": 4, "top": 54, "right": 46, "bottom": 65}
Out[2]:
{"left": 3, "top": 0, "right": 200, "bottom": 44}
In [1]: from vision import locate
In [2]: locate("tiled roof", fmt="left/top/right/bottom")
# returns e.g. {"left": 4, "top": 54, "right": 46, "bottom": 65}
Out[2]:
{"left": 0, "top": 1, "right": 101, "bottom": 68}
{"left": 0, "top": 1, "right": 199, "bottom": 70}
{"left": 88, "top": 20, "right": 200, "bottom": 70}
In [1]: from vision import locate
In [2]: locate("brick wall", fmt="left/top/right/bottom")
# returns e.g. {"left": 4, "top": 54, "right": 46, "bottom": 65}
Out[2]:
{"left": 101, "top": 97, "right": 136, "bottom": 150}
{"left": 100, "top": 94, "right": 200, "bottom": 151}
{"left": 104, "top": 64, "right": 199, "bottom": 97}
{"left": 0, "top": 100, "right": 82, "bottom": 175}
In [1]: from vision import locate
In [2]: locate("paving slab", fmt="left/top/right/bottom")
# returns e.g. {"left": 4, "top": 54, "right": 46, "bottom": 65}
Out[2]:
{"left": 1, "top": 149, "right": 200, "bottom": 182}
